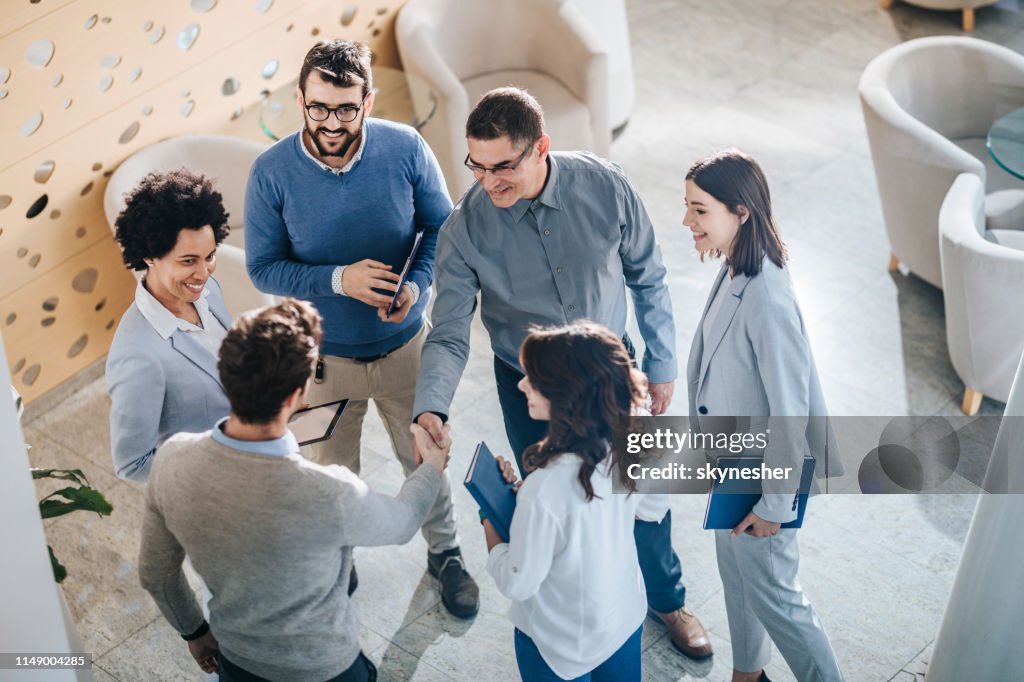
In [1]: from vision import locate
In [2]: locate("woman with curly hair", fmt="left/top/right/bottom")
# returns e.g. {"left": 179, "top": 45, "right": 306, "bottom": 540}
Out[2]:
{"left": 481, "top": 320, "right": 647, "bottom": 681}
{"left": 106, "top": 168, "right": 233, "bottom": 482}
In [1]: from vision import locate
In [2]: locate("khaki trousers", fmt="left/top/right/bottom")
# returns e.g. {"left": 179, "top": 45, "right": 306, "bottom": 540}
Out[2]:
{"left": 307, "top": 325, "right": 458, "bottom": 553}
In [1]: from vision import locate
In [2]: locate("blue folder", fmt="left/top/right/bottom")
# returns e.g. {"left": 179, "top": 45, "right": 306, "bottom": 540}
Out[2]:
{"left": 463, "top": 441, "right": 517, "bottom": 543}
{"left": 703, "top": 456, "right": 816, "bottom": 530}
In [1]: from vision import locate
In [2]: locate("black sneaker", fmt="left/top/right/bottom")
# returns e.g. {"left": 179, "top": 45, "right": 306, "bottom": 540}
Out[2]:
{"left": 427, "top": 547, "right": 479, "bottom": 619}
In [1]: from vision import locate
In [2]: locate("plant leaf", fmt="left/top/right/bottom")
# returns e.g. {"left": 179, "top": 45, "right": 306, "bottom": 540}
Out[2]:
{"left": 39, "top": 486, "right": 114, "bottom": 519}
{"left": 48, "top": 545, "right": 67, "bottom": 583}
{"left": 31, "top": 468, "right": 89, "bottom": 486}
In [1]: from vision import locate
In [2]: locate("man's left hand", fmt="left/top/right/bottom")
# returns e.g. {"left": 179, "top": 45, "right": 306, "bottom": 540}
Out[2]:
{"left": 648, "top": 380, "right": 675, "bottom": 415}
{"left": 378, "top": 284, "right": 414, "bottom": 323}
{"left": 187, "top": 630, "right": 220, "bottom": 674}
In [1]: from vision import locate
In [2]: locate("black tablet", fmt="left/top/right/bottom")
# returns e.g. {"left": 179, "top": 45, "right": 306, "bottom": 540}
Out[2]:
{"left": 288, "top": 399, "right": 348, "bottom": 446}
{"left": 386, "top": 230, "right": 426, "bottom": 318}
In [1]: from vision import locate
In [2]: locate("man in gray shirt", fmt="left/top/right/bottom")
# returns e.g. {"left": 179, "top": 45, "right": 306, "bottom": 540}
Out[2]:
{"left": 413, "top": 87, "right": 713, "bottom": 661}
{"left": 139, "top": 299, "right": 449, "bottom": 681}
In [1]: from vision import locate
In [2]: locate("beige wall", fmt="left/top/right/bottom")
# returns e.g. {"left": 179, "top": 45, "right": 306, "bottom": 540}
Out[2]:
{"left": 1, "top": 0, "right": 404, "bottom": 403}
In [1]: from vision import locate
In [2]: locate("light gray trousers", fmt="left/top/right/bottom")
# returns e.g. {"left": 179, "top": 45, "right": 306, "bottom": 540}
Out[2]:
{"left": 715, "top": 529, "right": 844, "bottom": 681}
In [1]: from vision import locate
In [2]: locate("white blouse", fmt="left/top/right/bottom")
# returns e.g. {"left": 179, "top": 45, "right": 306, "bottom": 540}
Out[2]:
{"left": 486, "top": 452, "right": 647, "bottom": 679}
{"left": 135, "top": 278, "right": 227, "bottom": 359}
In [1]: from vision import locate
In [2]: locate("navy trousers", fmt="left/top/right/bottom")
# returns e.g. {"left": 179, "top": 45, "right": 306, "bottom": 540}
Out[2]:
{"left": 217, "top": 651, "right": 376, "bottom": 682}
{"left": 493, "top": 356, "right": 687, "bottom": 612}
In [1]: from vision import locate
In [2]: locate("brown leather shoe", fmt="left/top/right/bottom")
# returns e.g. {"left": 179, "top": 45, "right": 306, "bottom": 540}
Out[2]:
{"left": 650, "top": 606, "right": 714, "bottom": 660}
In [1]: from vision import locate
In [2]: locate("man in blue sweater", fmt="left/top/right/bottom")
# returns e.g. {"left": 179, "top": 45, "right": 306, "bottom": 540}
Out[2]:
{"left": 245, "top": 40, "right": 479, "bottom": 619}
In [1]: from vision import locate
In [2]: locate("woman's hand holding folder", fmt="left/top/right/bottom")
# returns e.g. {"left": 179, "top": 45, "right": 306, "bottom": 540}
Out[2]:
{"left": 496, "top": 456, "right": 523, "bottom": 492}
{"left": 482, "top": 456, "right": 522, "bottom": 551}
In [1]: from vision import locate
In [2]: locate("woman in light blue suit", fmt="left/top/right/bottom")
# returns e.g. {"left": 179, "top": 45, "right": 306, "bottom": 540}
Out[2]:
{"left": 684, "top": 150, "right": 843, "bottom": 682}
{"left": 106, "top": 169, "right": 233, "bottom": 482}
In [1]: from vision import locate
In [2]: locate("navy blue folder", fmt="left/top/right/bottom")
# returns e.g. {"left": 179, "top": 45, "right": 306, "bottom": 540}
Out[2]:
{"left": 703, "top": 456, "right": 816, "bottom": 530}
{"left": 464, "top": 441, "right": 517, "bottom": 543}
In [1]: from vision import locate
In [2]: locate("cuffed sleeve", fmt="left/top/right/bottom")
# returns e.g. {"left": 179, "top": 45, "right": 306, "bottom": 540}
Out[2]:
{"left": 244, "top": 166, "right": 339, "bottom": 298}
{"left": 138, "top": 476, "right": 205, "bottom": 635}
{"left": 617, "top": 173, "right": 677, "bottom": 384}
{"left": 413, "top": 224, "right": 479, "bottom": 418}
{"left": 486, "top": 497, "right": 560, "bottom": 602}
{"left": 107, "top": 348, "right": 165, "bottom": 482}
{"left": 335, "top": 463, "right": 443, "bottom": 547}
{"left": 407, "top": 134, "right": 451, "bottom": 296}
{"left": 747, "top": 283, "right": 811, "bottom": 524}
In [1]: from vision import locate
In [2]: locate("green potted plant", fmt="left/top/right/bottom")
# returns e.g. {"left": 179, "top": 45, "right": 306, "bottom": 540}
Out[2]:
{"left": 13, "top": 382, "right": 114, "bottom": 582}
{"left": 32, "top": 467, "right": 114, "bottom": 582}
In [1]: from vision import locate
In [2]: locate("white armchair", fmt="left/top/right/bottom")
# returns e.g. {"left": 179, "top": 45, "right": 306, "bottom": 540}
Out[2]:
{"left": 104, "top": 134, "right": 276, "bottom": 318}
{"left": 879, "top": 0, "right": 1001, "bottom": 32}
{"left": 859, "top": 36, "right": 1024, "bottom": 288}
{"left": 396, "top": 0, "right": 610, "bottom": 198}
{"left": 939, "top": 173, "right": 1024, "bottom": 415}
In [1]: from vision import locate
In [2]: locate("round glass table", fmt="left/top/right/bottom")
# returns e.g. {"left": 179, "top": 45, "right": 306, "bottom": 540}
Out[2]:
{"left": 258, "top": 66, "right": 437, "bottom": 141}
{"left": 988, "top": 107, "right": 1024, "bottom": 181}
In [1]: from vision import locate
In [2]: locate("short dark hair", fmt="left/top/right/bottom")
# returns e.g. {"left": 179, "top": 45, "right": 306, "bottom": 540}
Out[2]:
{"left": 466, "top": 87, "right": 545, "bottom": 150}
{"left": 114, "top": 169, "right": 230, "bottom": 271}
{"left": 299, "top": 40, "right": 373, "bottom": 97}
{"left": 686, "top": 149, "right": 787, "bottom": 278}
{"left": 520, "top": 320, "right": 647, "bottom": 500}
{"left": 218, "top": 299, "right": 323, "bottom": 425}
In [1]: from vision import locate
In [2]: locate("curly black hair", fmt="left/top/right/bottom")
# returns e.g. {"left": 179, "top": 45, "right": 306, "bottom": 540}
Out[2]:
{"left": 114, "top": 168, "right": 230, "bottom": 271}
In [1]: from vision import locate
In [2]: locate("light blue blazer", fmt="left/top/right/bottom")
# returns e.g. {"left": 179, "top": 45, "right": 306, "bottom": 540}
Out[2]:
{"left": 106, "top": 277, "right": 232, "bottom": 482}
{"left": 686, "top": 259, "right": 841, "bottom": 522}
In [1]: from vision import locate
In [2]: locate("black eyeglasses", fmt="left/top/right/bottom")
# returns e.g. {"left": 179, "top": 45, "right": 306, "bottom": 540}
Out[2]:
{"left": 464, "top": 142, "right": 535, "bottom": 177}
{"left": 303, "top": 95, "right": 367, "bottom": 123}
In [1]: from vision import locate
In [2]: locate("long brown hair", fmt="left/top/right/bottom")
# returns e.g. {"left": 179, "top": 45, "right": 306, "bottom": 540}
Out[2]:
{"left": 520, "top": 321, "right": 647, "bottom": 501}
{"left": 686, "top": 149, "right": 787, "bottom": 278}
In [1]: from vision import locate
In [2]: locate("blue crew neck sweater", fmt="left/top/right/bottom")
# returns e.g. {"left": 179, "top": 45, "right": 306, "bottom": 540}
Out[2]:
{"left": 244, "top": 119, "right": 452, "bottom": 357}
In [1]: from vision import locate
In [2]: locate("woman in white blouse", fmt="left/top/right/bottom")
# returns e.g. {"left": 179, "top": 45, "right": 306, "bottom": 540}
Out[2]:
{"left": 481, "top": 321, "right": 647, "bottom": 681}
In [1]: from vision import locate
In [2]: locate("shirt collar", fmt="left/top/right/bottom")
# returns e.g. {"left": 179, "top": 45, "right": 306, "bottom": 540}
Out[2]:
{"left": 211, "top": 417, "right": 299, "bottom": 457}
{"left": 135, "top": 278, "right": 212, "bottom": 340}
{"left": 507, "top": 155, "right": 562, "bottom": 223}
{"left": 299, "top": 121, "right": 366, "bottom": 175}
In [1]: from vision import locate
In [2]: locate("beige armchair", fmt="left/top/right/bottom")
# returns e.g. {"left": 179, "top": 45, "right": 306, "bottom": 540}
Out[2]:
{"left": 939, "top": 173, "right": 1024, "bottom": 415}
{"left": 396, "top": 0, "right": 610, "bottom": 198}
{"left": 103, "top": 134, "right": 276, "bottom": 318}
{"left": 860, "top": 36, "right": 1024, "bottom": 288}
{"left": 879, "top": 0, "right": 1001, "bottom": 32}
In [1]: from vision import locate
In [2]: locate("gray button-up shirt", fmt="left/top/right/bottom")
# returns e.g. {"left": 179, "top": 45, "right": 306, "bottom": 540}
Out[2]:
{"left": 414, "top": 151, "right": 676, "bottom": 419}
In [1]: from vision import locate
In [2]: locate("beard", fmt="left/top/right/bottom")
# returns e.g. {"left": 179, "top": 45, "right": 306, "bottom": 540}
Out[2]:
{"left": 307, "top": 122, "right": 361, "bottom": 159}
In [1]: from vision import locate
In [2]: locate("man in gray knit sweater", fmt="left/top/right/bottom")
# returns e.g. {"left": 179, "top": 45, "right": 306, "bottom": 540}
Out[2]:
{"left": 138, "top": 299, "right": 449, "bottom": 681}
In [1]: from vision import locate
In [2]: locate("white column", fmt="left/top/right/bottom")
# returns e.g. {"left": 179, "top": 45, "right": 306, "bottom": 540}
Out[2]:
{"left": 0, "top": 332, "right": 90, "bottom": 681}
{"left": 926, "top": 351, "right": 1024, "bottom": 681}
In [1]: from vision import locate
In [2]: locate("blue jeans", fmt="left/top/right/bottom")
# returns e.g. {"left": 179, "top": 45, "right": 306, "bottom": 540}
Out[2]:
{"left": 493, "top": 356, "right": 687, "bottom": 613}
{"left": 514, "top": 626, "right": 642, "bottom": 681}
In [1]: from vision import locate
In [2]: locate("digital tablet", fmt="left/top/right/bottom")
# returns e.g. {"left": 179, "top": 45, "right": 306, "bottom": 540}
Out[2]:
{"left": 287, "top": 399, "right": 348, "bottom": 446}
{"left": 386, "top": 230, "right": 426, "bottom": 318}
